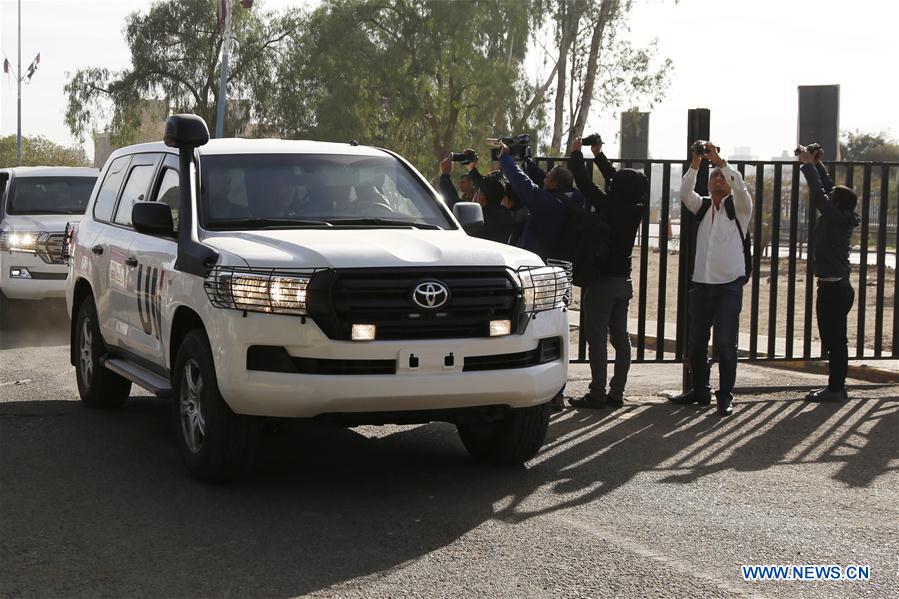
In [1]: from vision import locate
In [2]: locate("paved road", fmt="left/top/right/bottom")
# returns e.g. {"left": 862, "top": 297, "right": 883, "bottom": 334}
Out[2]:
{"left": 1, "top": 304, "right": 897, "bottom": 597}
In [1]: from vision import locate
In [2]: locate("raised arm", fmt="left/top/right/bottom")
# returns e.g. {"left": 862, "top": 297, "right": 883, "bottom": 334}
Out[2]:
{"left": 500, "top": 153, "right": 554, "bottom": 220}
{"left": 679, "top": 167, "right": 703, "bottom": 215}
{"left": 814, "top": 162, "right": 835, "bottom": 194}
{"left": 801, "top": 162, "right": 839, "bottom": 219}
{"left": 523, "top": 158, "right": 547, "bottom": 189}
{"left": 593, "top": 154, "right": 617, "bottom": 188}
{"left": 438, "top": 155, "right": 461, "bottom": 208}
{"left": 719, "top": 162, "right": 752, "bottom": 228}
{"left": 569, "top": 139, "right": 608, "bottom": 212}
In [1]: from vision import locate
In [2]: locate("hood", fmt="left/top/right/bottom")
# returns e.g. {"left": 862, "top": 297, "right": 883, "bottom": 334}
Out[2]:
{"left": 202, "top": 228, "right": 543, "bottom": 270}
{"left": 1, "top": 213, "right": 82, "bottom": 233}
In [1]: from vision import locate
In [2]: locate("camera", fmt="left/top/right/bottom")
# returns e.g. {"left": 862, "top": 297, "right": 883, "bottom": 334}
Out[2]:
{"left": 581, "top": 133, "right": 603, "bottom": 147}
{"left": 794, "top": 142, "right": 823, "bottom": 157}
{"left": 487, "top": 134, "right": 531, "bottom": 161}
{"left": 451, "top": 149, "right": 478, "bottom": 165}
{"left": 691, "top": 140, "right": 720, "bottom": 156}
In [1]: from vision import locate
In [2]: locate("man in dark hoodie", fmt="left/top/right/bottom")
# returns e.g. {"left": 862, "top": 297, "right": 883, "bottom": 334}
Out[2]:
{"left": 797, "top": 145, "right": 860, "bottom": 401}
{"left": 472, "top": 174, "right": 514, "bottom": 244}
{"left": 566, "top": 137, "right": 647, "bottom": 409}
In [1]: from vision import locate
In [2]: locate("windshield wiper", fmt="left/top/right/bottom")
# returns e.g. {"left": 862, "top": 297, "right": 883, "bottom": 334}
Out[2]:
{"left": 326, "top": 218, "right": 441, "bottom": 230}
{"left": 205, "top": 218, "right": 333, "bottom": 230}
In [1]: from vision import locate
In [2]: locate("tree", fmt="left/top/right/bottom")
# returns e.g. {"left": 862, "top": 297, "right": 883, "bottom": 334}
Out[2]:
{"left": 0, "top": 135, "right": 89, "bottom": 167}
{"left": 531, "top": 0, "right": 673, "bottom": 155}
{"left": 840, "top": 130, "right": 899, "bottom": 162}
{"left": 64, "top": 0, "right": 304, "bottom": 146}
{"left": 260, "top": 0, "right": 545, "bottom": 173}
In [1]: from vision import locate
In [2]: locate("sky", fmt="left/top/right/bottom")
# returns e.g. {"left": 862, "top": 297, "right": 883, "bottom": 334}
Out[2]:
{"left": 1, "top": 0, "right": 897, "bottom": 163}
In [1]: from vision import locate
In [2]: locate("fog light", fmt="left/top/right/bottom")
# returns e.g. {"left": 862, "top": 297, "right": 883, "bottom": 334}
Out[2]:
{"left": 489, "top": 319, "right": 512, "bottom": 337}
{"left": 352, "top": 324, "right": 376, "bottom": 341}
{"left": 9, "top": 267, "right": 31, "bottom": 279}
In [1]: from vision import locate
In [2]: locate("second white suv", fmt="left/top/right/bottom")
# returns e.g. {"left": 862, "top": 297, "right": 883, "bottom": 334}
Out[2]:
{"left": 66, "top": 115, "right": 570, "bottom": 481}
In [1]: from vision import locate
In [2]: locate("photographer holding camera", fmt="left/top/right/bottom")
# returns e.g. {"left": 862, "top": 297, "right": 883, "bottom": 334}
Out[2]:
{"left": 797, "top": 144, "right": 859, "bottom": 401}
{"left": 439, "top": 150, "right": 482, "bottom": 208}
{"left": 669, "top": 141, "right": 753, "bottom": 416}
{"left": 567, "top": 135, "right": 647, "bottom": 409}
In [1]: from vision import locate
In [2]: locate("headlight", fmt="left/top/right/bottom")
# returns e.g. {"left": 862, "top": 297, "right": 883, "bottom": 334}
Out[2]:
{"left": 204, "top": 267, "right": 315, "bottom": 315}
{"left": 0, "top": 230, "right": 41, "bottom": 253}
{"left": 518, "top": 265, "right": 571, "bottom": 313}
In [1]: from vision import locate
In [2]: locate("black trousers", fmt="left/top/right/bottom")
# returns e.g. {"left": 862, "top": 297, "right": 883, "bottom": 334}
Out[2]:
{"left": 688, "top": 278, "right": 743, "bottom": 396}
{"left": 816, "top": 280, "right": 855, "bottom": 391}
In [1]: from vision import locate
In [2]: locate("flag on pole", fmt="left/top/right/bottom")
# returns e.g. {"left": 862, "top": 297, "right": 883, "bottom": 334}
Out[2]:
{"left": 25, "top": 53, "right": 40, "bottom": 81}
{"left": 2, "top": 58, "right": 8, "bottom": 74}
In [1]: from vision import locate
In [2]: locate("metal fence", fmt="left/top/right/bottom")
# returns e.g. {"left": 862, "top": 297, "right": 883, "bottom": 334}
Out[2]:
{"left": 532, "top": 157, "right": 898, "bottom": 365}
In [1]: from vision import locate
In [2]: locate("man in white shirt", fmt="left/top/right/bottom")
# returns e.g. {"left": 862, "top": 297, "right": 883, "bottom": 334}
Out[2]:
{"left": 669, "top": 141, "right": 753, "bottom": 416}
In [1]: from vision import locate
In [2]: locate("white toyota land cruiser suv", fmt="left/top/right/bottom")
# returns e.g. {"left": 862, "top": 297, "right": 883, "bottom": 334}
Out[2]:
{"left": 1, "top": 166, "right": 97, "bottom": 300}
{"left": 66, "top": 115, "right": 569, "bottom": 481}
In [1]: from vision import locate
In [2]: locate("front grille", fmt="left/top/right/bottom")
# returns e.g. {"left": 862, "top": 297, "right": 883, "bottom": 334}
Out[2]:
{"left": 463, "top": 337, "right": 562, "bottom": 372}
{"left": 317, "top": 268, "right": 521, "bottom": 340}
{"left": 36, "top": 233, "right": 66, "bottom": 264}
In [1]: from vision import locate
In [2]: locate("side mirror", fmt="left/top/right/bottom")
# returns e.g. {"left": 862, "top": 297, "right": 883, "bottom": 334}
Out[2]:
{"left": 452, "top": 202, "right": 484, "bottom": 234}
{"left": 164, "top": 114, "right": 210, "bottom": 149}
{"left": 133, "top": 202, "right": 174, "bottom": 237}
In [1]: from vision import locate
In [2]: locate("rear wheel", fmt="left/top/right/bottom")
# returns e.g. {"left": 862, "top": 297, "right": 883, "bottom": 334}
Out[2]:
{"left": 74, "top": 296, "right": 131, "bottom": 408}
{"left": 457, "top": 403, "right": 550, "bottom": 465}
{"left": 174, "top": 329, "right": 258, "bottom": 482}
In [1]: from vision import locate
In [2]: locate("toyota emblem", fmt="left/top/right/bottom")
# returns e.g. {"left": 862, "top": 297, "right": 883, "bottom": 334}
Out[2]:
{"left": 412, "top": 281, "right": 449, "bottom": 309}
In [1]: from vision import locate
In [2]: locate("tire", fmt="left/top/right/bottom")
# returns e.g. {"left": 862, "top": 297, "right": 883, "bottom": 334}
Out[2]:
{"left": 74, "top": 296, "right": 131, "bottom": 408}
{"left": 457, "top": 402, "right": 550, "bottom": 465}
{"left": 173, "top": 329, "right": 258, "bottom": 482}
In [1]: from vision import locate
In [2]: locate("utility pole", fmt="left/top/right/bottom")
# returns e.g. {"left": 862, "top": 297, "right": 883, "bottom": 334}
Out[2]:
{"left": 17, "top": 0, "right": 22, "bottom": 162}
{"left": 214, "top": 2, "right": 232, "bottom": 139}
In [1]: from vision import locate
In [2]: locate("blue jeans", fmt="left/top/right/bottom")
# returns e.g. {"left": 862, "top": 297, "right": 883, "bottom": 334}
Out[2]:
{"left": 688, "top": 278, "right": 743, "bottom": 396}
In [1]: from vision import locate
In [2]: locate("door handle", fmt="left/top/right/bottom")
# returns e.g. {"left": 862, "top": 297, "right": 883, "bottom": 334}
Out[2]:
{"left": 91, "top": 244, "right": 104, "bottom": 255}
{"left": 125, "top": 256, "right": 138, "bottom": 267}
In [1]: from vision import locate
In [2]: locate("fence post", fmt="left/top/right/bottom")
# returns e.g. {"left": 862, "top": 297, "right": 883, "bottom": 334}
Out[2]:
{"left": 677, "top": 108, "right": 710, "bottom": 392}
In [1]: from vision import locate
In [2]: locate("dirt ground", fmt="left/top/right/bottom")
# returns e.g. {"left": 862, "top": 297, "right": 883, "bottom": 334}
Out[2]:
{"left": 570, "top": 247, "right": 895, "bottom": 359}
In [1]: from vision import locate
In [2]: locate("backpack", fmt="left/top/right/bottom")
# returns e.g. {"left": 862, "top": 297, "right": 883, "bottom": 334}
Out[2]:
{"left": 549, "top": 190, "right": 610, "bottom": 287}
{"left": 696, "top": 195, "right": 752, "bottom": 282}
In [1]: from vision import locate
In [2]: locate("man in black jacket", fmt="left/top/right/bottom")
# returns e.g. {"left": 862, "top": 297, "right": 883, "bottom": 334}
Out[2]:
{"left": 566, "top": 137, "right": 647, "bottom": 409}
{"left": 797, "top": 145, "right": 860, "bottom": 401}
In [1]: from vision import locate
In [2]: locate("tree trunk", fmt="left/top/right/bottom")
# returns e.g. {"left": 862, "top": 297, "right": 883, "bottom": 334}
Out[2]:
{"left": 566, "top": 0, "right": 615, "bottom": 153}
{"left": 549, "top": 1, "right": 577, "bottom": 154}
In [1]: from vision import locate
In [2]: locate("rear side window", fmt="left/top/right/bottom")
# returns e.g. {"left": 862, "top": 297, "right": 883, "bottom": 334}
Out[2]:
{"left": 93, "top": 156, "right": 131, "bottom": 222}
{"left": 155, "top": 169, "right": 180, "bottom": 231}
{"left": 114, "top": 165, "right": 157, "bottom": 227}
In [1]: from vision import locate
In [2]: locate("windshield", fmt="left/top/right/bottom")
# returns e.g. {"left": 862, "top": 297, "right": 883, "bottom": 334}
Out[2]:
{"left": 199, "top": 153, "right": 452, "bottom": 230}
{"left": 6, "top": 176, "right": 97, "bottom": 215}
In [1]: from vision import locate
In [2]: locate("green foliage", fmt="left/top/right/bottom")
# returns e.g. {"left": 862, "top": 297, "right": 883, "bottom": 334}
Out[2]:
{"left": 64, "top": 0, "right": 304, "bottom": 146}
{"left": 0, "top": 135, "right": 90, "bottom": 167}
{"left": 840, "top": 130, "right": 899, "bottom": 162}
{"left": 259, "top": 0, "right": 543, "bottom": 173}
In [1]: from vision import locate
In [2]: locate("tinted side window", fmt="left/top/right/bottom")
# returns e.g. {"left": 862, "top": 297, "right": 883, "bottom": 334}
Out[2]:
{"left": 113, "top": 165, "right": 156, "bottom": 227}
{"left": 155, "top": 169, "right": 180, "bottom": 231}
{"left": 93, "top": 156, "right": 131, "bottom": 222}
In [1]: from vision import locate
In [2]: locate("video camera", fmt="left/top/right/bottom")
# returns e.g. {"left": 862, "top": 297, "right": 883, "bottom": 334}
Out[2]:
{"left": 488, "top": 134, "right": 531, "bottom": 161}
{"left": 691, "top": 140, "right": 721, "bottom": 156}
{"left": 794, "top": 142, "right": 823, "bottom": 157}
{"left": 581, "top": 133, "right": 603, "bottom": 147}
{"left": 451, "top": 149, "right": 478, "bottom": 165}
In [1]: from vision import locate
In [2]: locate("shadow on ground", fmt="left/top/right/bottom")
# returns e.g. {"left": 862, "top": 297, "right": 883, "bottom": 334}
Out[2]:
{"left": 1, "top": 389, "right": 896, "bottom": 597}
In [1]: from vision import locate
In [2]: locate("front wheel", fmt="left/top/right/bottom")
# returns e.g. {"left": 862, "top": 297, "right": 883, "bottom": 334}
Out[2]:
{"left": 173, "top": 329, "right": 258, "bottom": 482}
{"left": 457, "top": 403, "right": 550, "bottom": 465}
{"left": 74, "top": 296, "right": 131, "bottom": 408}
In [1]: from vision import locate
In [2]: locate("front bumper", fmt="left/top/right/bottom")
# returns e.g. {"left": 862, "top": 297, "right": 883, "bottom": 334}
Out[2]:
{"left": 208, "top": 307, "right": 569, "bottom": 418}
{"left": 0, "top": 252, "right": 68, "bottom": 300}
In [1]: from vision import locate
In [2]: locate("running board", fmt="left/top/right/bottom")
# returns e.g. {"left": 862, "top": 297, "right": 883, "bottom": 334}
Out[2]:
{"left": 100, "top": 356, "right": 172, "bottom": 398}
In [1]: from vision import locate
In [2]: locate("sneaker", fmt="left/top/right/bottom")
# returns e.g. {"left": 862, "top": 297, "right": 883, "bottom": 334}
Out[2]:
{"left": 716, "top": 392, "right": 734, "bottom": 416}
{"left": 568, "top": 393, "right": 606, "bottom": 409}
{"left": 605, "top": 391, "right": 625, "bottom": 409}
{"left": 668, "top": 388, "right": 712, "bottom": 406}
{"left": 805, "top": 387, "right": 848, "bottom": 402}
